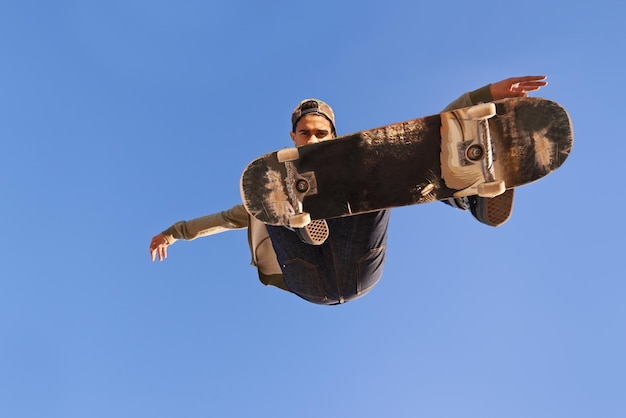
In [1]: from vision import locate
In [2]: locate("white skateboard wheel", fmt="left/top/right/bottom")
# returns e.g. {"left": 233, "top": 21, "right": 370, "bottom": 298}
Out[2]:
{"left": 289, "top": 212, "right": 311, "bottom": 228}
{"left": 477, "top": 180, "right": 506, "bottom": 197}
{"left": 277, "top": 147, "right": 299, "bottom": 163}
{"left": 466, "top": 103, "right": 496, "bottom": 120}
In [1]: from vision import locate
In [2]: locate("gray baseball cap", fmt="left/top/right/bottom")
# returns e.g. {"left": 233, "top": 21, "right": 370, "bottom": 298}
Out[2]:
{"left": 291, "top": 98, "right": 336, "bottom": 133}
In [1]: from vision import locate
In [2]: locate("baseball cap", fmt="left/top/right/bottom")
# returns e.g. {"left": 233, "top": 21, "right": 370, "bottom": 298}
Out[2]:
{"left": 291, "top": 98, "right": 336, "bottom": 133}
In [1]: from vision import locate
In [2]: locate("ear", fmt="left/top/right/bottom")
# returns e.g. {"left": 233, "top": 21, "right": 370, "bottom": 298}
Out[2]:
{"left": 290, "top": 131, "right": 296, "bottom": 144}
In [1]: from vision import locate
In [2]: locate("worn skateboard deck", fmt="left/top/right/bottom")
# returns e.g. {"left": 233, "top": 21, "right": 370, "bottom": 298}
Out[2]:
{"left": 240, "top": 97, "right": 573, "bottom": 227}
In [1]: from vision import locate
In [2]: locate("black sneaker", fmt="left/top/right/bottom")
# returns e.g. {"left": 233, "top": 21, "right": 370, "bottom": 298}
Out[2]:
{"left": 294, "top": 219, "right": 329, "bottom": 245}
{"left": 469, "top": 189, "right": 515, "bottom": 227}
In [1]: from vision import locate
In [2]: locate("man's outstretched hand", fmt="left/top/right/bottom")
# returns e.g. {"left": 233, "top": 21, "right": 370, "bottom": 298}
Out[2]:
{"left": 490, "top": 75, "right": 548, "bottom": 100}
{"left": 150, "top": 233, "right": 170, "bottom": 262}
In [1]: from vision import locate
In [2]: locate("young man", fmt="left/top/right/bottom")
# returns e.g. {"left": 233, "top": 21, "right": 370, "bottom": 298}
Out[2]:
{"left": 150, "top": 76, "right": 547, "bottom": 305}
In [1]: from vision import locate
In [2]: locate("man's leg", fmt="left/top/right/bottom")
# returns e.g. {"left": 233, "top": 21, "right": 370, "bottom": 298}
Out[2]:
{"left": 266, "top": 210, "right": 390, "bottom": 305}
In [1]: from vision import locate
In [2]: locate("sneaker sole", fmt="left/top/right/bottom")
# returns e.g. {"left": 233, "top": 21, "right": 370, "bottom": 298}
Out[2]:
{"left": 476, "top": 189, "right": 515, "bottom": 227}
{"left": 295, "top": 219, "right": 329, "bottom": 245}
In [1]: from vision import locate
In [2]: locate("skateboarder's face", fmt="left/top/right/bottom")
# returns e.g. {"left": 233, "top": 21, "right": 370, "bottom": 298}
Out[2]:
{"left": 290, "top": 114, "right": 334, "bottom": 147}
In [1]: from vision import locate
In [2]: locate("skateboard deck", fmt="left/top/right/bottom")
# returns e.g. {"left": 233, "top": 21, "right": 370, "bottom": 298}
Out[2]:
{"left": 240, "top": 97, "right": 573, "bottom": 227}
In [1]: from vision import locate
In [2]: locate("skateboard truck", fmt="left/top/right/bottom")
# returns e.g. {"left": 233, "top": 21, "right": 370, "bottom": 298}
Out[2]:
{"left": 276, "top": 147, "right": 317, "bottom": 228}
{"left": 466, "top": 103, "right": 506, "bottom": 198}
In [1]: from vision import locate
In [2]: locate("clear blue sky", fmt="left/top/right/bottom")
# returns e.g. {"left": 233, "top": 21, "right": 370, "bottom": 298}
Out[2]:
{"left": 2, "top": 1, "right": 625, "bottom": 417}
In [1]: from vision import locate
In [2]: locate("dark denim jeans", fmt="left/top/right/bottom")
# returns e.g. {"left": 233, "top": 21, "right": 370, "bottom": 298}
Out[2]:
{"left": 266, "top": 210, "right": 390, "bottom": 305}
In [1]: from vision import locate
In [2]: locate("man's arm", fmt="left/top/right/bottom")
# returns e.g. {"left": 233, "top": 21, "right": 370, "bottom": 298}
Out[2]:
{"left": 150, "top": 204, "right": 249, "bottom": 262}
{"left": 443, "top": 75, "right": 548, "bottom": 112}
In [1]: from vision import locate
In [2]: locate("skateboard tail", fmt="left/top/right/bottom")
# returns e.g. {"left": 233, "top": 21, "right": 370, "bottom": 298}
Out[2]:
{"left": 489, "top": 97, "right": 574, "bottom": 190}
{"left": 240, "top": 152, "right": 299, "bottom": 226}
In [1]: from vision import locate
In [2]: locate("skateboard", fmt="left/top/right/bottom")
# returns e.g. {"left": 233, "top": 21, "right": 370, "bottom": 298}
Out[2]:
{"left": 240, "top": 97, "right": 573, "bottom": 227}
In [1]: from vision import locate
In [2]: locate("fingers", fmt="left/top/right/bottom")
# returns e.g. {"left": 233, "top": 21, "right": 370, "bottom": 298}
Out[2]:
{"left": 150, "top": 244, "right": 168, "bottom": 262}
{"left": 159, "top": 245, "right": 168, "bottom": 261}
{"left": 509, "top": 76, "right": 548, "bottom": 91}
{"left": 150, "top": 234, "right": 169, "bottom": 262}
{"left": 510, "top": 80, "right": 548, "bottom": 92}
{"left": 509, "top": 75, "right": 547, "bottom": 84}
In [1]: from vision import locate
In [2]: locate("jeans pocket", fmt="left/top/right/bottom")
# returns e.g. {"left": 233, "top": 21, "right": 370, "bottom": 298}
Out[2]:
{"left": 281, "top": 258, "right": 326, "bottom": 303}
{"left": 356, "top": 245, "right": 386, "bottom": 295}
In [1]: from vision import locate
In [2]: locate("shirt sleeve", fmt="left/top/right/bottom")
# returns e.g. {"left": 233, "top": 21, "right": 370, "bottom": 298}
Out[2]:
{"left": 442, "top": 84, "right": 493, "bottom": 112}
{"left": 162, "top": 204, "right": 250, "bottom": 244}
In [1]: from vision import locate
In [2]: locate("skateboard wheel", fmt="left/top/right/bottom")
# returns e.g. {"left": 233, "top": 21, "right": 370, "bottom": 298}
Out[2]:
{"left": 289, "top": 212, "right": 311, "bottom": 228}
{"left": 477, "top": 180, "right": 506, "bottom": 198}
{"left": 466, "top": 103, "right": 496, "bottom": 120}
{"left": 277, "top": 147, "right": 299, "bottom": 163}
